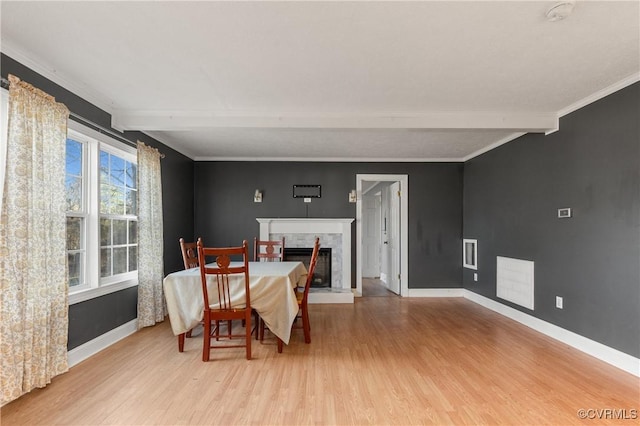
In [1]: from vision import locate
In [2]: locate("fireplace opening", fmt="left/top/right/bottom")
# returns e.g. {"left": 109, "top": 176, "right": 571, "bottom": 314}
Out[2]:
{"left": 284, "top": 247, "right": 331, "bottom": 288}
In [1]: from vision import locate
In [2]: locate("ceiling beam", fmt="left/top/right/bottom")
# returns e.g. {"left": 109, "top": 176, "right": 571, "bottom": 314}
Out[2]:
{"left": 111, "top": 110, "right": 558, "bottom": 133}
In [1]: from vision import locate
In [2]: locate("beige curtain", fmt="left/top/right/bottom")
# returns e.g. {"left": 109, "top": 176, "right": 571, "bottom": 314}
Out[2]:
{"left": 0, "top": 75, "right": 70, "bottom": 404}
{"left": 136, "top": 142, "right": 165, "bottom": 328}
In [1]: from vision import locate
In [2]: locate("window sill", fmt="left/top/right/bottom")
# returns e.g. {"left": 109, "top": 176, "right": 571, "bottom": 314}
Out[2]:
{"left": 68, "top": 279, "right": 138, "bottom": 305}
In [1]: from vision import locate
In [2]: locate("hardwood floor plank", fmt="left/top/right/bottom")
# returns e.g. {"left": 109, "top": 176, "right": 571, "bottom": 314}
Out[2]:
{"left": 2, "top": 297, "right": 638, "bottom": 425}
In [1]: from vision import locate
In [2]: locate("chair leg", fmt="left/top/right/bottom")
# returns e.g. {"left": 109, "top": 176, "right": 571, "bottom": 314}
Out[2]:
{"left": 178, "top": 333, "right": 186, "bottom": 352}
{"left": 302, "top": 306, "right": 311, "bottom": 344}
{"left": 203, "top": 318, "right": 211, "bottom": 362}
{"left": 254, "top": 311, "right": 261, "bottom": 340}
{"left": 259, "top": 318, "right": 265, "bottom": 341}
{"left": 245, "top": 315, "right": 252, "bottom": 360}
{"left": 277, "top": 337, "right": 283, "bottom": 353}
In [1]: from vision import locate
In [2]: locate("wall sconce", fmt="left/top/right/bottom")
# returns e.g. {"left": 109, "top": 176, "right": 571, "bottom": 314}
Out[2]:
{"left": 254, "top": 189, "right": 263, "bottom": 203}
{"left": 348, "top": 189, "right": 357, "bottom": 203}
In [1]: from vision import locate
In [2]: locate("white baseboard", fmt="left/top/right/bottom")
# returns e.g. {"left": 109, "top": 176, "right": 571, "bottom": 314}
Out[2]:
{"left": 463, "top": 290, "right": 640, "bottom": 377}
{"left": 407, "top": 288, "right": 465, "bottom": 297}
{"left": 67, "top": 319, "right": 138, "bottom": 368}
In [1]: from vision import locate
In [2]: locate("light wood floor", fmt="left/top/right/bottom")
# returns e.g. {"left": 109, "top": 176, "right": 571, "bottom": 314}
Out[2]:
{"left": 2, "top": 297, "right": 638, "bottom": 425}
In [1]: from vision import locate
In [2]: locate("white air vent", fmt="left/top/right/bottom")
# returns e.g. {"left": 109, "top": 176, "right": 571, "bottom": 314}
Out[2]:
{"left": 496, "top": 256, "right": 535, "bottom": 310}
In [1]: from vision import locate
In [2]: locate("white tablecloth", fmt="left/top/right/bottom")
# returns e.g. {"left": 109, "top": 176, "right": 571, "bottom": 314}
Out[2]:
{"left": 163, "top": 261, "right": 307, "bottom": 344}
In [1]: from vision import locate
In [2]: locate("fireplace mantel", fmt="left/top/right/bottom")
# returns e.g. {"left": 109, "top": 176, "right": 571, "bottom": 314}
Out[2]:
{"left": 257, "top": 218, "right": 354, "bottom": 303}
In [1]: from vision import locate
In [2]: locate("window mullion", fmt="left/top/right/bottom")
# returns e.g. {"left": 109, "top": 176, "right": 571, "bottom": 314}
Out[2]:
{"left": 86, "top": 138, "right": 101, "bottom": 289}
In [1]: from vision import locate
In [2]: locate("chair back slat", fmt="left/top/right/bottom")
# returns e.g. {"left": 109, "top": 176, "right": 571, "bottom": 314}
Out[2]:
{"left": 222, "top": 274, "right": 232, "bottom": 310}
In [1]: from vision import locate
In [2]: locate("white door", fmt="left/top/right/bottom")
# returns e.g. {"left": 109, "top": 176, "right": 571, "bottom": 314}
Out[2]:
{"left": 356, "top": 174, "right": 408, "bottom": 298}
{"left": 362, "top": 194, "right": 381, "bottom": 277}
{"left": 388, "top": 182, "right": 401, "bottom": 295}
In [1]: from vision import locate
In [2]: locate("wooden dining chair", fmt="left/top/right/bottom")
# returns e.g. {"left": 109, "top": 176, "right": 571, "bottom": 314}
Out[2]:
{"left": 177, "top": 237, "right": 202, "bottom": 352}
{"left": 198, "top": 239, "right": 253, "bottom": 361}
{"left": 253, "top": 237, "right": 284, "bottom": 342}
{"left": 294, "top": 237, "right": 320, "bottom": 344}
{"left": 253, "top": 237, "right": 285, "bottom": 262}
{"left": 179, "top": 237, "right": 199, "bottom": 269}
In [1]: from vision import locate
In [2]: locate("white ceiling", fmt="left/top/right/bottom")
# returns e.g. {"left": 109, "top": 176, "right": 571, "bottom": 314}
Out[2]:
{"left": 1, "top": 1, "right": 638, "bottom": 161}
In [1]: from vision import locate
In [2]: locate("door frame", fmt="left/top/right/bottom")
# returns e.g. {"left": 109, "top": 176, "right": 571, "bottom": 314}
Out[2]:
{"left": 355, "top": 174, "right": 408, "bottom": 297}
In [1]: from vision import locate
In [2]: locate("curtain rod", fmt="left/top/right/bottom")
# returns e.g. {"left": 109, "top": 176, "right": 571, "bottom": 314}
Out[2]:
{"left": 0, "top": 76, "right": 165, "bottom": 158}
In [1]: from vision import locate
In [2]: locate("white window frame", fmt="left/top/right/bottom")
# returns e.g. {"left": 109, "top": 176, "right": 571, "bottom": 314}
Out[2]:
{"left": 67, "top": 119, "right": 138, "bottom": 305}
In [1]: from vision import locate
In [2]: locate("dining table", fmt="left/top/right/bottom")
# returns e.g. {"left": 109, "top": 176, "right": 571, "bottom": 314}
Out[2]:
{"left": 163, "top": 261, "right": 307, "bottom": 346}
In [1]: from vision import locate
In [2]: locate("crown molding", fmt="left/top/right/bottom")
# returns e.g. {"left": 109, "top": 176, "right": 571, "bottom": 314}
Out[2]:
{"left": 462, "top": 132, "right": 526, "bottom": 162}
{"left": 192, "top": 156, "right": 464, "bottom": 163}
{"left": 1, "top": 42, "right": 115, "bottom": 114}
{"left": 558, "top": 72, "right": 640, "bottom": 118}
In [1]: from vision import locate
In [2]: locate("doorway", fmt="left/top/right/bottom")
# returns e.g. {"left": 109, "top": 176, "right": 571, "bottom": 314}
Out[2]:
{"left": 355, "top": 174, "right": 408, "bottom": 297}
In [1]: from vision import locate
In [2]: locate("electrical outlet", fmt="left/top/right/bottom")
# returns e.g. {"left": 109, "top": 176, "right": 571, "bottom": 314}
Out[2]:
{"left": 556, "top": 296, "right": 563, "bottom": 309}
{"left": 473, "top": 273, "right": 478, "bottom": 282}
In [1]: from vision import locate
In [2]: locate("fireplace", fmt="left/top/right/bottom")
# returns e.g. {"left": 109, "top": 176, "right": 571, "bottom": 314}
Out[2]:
{"left": 257, "top": 218, "right": 355, "bottom": 303}
{"left": 284, "top": 247, "right": 332, "bottom": 288}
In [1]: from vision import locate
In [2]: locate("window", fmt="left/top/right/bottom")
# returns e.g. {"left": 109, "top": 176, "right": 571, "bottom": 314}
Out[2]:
{"left": 66, "top": 120, "right": 138, "bottom": 304}
{"left": 99, "top": 149, "right": 137, "bottom": 280}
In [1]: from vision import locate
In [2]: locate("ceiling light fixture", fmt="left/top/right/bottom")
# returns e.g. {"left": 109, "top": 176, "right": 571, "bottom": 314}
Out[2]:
{"left": 546, "top": 1, "right": 576, "bottom": 21}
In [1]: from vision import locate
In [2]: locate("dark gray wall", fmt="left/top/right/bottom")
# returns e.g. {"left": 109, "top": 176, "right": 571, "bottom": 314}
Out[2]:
{"left": 1, "top": 53, "right": 195, "bottom": 349}
{"left": 67, "top": 287, "right": 138, "bottom": 349}
{"left": 7, "top": 48, "right": 635, "bottom": 359}
{"left": 194, "top": 161, "right": 464, "bottom": 288}
{"left": 463, "top": 83, "right": 640, "bottom": 357}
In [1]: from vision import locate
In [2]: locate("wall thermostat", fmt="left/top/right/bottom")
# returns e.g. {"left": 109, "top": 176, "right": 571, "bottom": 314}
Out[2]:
{"left": 558, "top": 208, "right": 572, "bottom": 218}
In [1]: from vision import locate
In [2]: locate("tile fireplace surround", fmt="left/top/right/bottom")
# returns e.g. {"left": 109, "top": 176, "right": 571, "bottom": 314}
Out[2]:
{"left": 257, "top": 218, "right": 355, "bottom": 303}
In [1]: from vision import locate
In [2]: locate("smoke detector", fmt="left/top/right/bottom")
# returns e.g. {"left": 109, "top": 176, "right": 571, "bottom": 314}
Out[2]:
{"left": 546, "top": 1, "right": 576, "bottom": 21}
